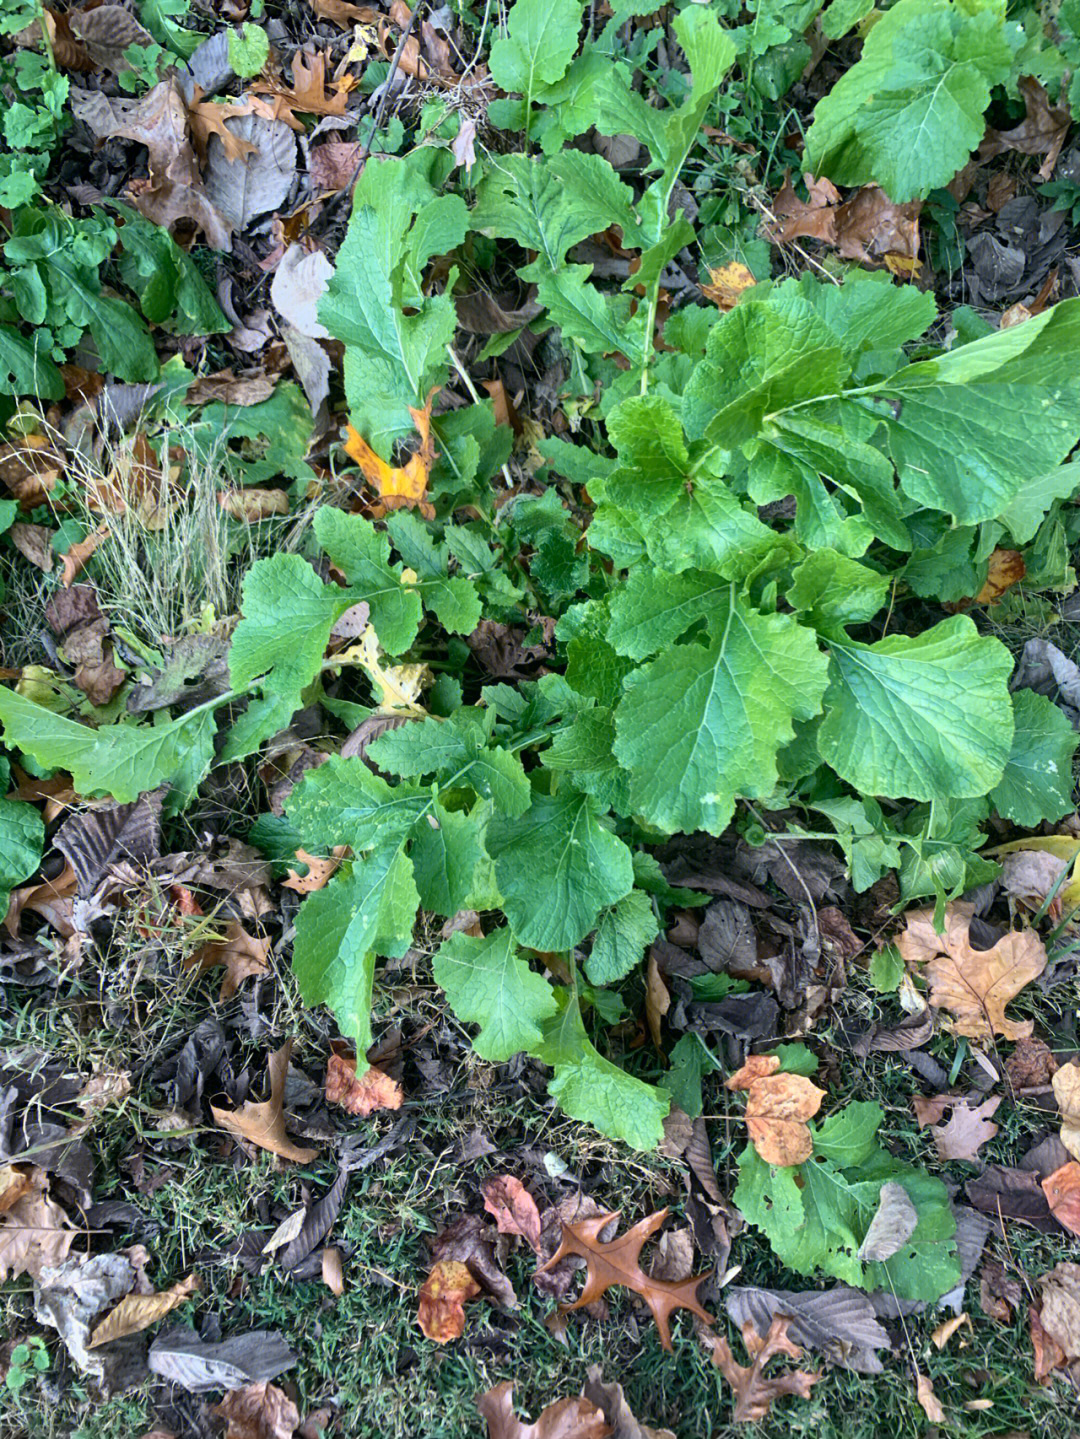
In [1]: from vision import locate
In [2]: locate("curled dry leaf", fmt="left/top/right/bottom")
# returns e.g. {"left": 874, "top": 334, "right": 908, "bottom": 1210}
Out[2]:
{"left": 481, "top": 1175, "right": 542, "bottom": 1252}
{"left": 60, "top": 524, "right": 110, "bottom": 587}
{"left": 281, "top": 846, "right": 347, "bottom": 893}
{"left": 213, "top": 1382, "right": 301, "bottom": 1439}
{"left": 187, "top": 919, "right": 272, "bottom": 999}
{"left": 305, "top": 0, "right": 380, "bottom": 28}
{"left": 0, "top": 1166, "right": 75, "bottom": 1280}
{"left": 254, "top": 49, "right": 353, "bottom": 129}
{"left": 1031, "top": 1301, "right": 1068, "bottom": 1382}
{"left": 725, "top": 1055, "right": 825, "bottom": 1167}
{"left": 68, "top": 5, "right": 154, "bottom": 68}
{"left": 980, "top": 76, "right": 1072, "bottom": 179}
{"left": 0, "top": 1166, "right": 33, "bottom": 1214}
{"left": 76, "top": 1071, "right": 132, "bottom": 1118}
{"left": 417, "top": 1259, "right": 481, "bottom": 1342}
{"left": 344, "top": 399, "right": 437, "bottom": 520}
{"left": 914, "top": 1370, "right": 945, "bottom": 1423}
{"left": 218, "top": 489, "right": 291, "bottom": 522}
{"left": 476, "top": 1381, "right": 610, "bottom": 1439}
{"left": 1052, "top": 1061, "right": 1080, "bottom": 1160}
{"left": 322, "top": 1246, "right": 344, "bottom": 1297}
{"left": 537, "top": 1208, "right": 712, "bottom": 1352}
{"left": 210, "top": 1041, "right": 320, "bottom": 1163}
{"left": 1042, "top": 1161, "right": 1080, "bottom": 1236}
{"left": 895, "top": 902, "right": 1047, "bottom": 1041}
{"left": 765, "top": 172, "right": 920, "bottom": 268}
{"left": 857, "top": 1180, "right": 919, "bottom": 1262}
{"left": 702, "top": 1316, "right": 820, "bottom": 1424}
{"left": 1001, "top": 850, "right": 1068, "bottom": 916}
{"left": 324, "top": 1052, "right": 403, "bottom": 1116}
{"left": 88, "top": 1273, "right": 200, "bottom": 1347}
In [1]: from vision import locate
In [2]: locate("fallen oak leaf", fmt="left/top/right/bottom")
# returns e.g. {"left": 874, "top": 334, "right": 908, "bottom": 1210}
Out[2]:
{"left": 765, "top": 172, "right": 921, "bottom": 268}
{"left": 186, "top": 88, "right": 260, "bottom": 164}
{"left": 210, "top": 1041, "right": 320, "bottom": 1163}
{"left": 581, "top": 1369, "right": 675, "bottom": 1439}
{"left": 88, "top": 1273, "right": 200, "bottom": 1347}
{"left": 325, "top": 1052, "right": 403, "bottom": 1116}
{"left": 895, "top": 902, "right": 1047, "bottom": 1041}
{"left": 253, "top": 49, "right": 354, "bottom": 130}
{"left": 0, "top": 1166, "right": 75, "bottom": 1280}
{"left": 305, "top": 0, "right": 380, "bottom": 28}
{"left": 482, "top": 1174, "right": 542, "bottom": 1252}
{"left": 701, "top": 1316, "right": 820, "bottom": 1423}
{"left": 418, "top": 1259, "right": 481, "bottom": 1342}
{"left": 186, "top": 919, "right": 271, "bottom": 999}
{"left": 724, "top": 1055, "right": 825, "bottom": 1167}
{"left": 282, "top": 845, "right": 348, "bottom": 893}
{"left": 343, "top": 398, "right": 437, "bottom": 520}
{"left": 980, "top": 75, "right": 1072, "bottom": 180}
{"left": 700, "top": 262, "right": 757, "bottom": 311}
{"left": 931, "top": 1096, "right": 1003, "bottom": 1163}
{"left": 477, "top": 1381, "right": 610, "bottom": 1439}
{"left": 536, "top": 1208, "right": 712, "bottom": 1352}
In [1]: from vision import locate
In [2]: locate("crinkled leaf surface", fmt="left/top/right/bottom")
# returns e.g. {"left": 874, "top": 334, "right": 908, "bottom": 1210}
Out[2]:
{"left": 432, "top": 927, "right": 558, "bottom": 1061}
{"left": 990, "top": 689, "right": 1079, "bottom": 828}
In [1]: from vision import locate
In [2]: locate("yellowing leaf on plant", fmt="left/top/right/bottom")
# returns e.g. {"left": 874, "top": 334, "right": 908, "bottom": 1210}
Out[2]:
{"left": 725, "top": 1054, "right": 825, "bottom": 1167}
{"left": 895, "top": 902, "right": 1047, "bottom": 1041}
{"left": 88, "top": 1273, "right": 200, "bottom": 1347}
{"left": 343, "top": 398, "right": 436, "bottom": 520}
{"left": 975, "top": 548, "right": 1025, "bottom": 604}
{"left": 700, "top": 262, "right": 757, "bottom": 311}
{"left": 331, "top": 626, "right": 431, "bottom": 715}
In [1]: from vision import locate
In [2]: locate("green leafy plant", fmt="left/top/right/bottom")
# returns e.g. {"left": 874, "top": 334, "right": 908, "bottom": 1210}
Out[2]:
{"left": 3, "top": 1337, "right": 50, "bottom": 1396}
{"left": 0, "top": 0, "right": 69, "bottom": 209}
{"left": 228, "top": 22, "right": 269, "bottom": 78}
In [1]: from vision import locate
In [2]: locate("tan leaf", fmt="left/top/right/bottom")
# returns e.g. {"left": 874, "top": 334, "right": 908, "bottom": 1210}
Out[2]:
{"left": 8, "top": 523, "right": 54, "bottom": 572}
{"left": 1031, "top": 1300, "right": 1068, "bottom": 1381}
{"left": 914, "top": 1370, "right": 945, "bottom": 1423}
{"left": 210, "top": 1041, "right": 320, "bottom": 1163}
{"left": 0, "top": 1166, "right": 75, "bottom": 1280}
{"left": 857, "top": 1179, "right": 919, "bottom": 1261}
{"left": 304, "top": 0, "right": 380, "bottom": 29}
{"left": 895, "top": 902, "right": 1047, "bottom": 1041}
{"left": 213, "top": 1382, "right": 301, "bottom": 1439}
{"left": 68, "top": 4, "right": 154, "bottom": 68}
{"left": 1042, "top": 1161, "right": 1080, "bottom": 1236}
{"left": 1038, "top": 1262, "right": 1080, "bottom": 1361}
{"left": 701, "top": 1316, "right": 820, "bottom": 1424}
{"left": 418, "top": 1259, "right": 481, "bottom": 1342}
{"left": 980, "top": 76, "right": 1072, "bottom": 179}
{"left": 765, "top": 172, "right": 921, "bottom": 268}
{"left": 975, "top": 549, "right": 1025, "bottom": 604}
{"left": 700, "top": 262, "right": 757, "bottom": 311}
{"left": 931, "top": 1313, "right": 971, "bottom": 1349}
{"left": 476, "top": 1381, "right": 610, "bottom": 1439}
{"left": 581, "top": 1368, "right": 676, "bottom": 1439}
{"left": 322, "top": 1245, "right": 345, "bottom": 1297}
{"left": 188, "top": 371, "right": 276, "bottom": 407}
{"left": 343, "top": 399, "right": 437, "bottom": 520}
{"left": 1001, "top": 851, "right": 1068, "bottom": 916}
{"left": 725, "top": 1055, "right": 826, "bottom": 1166}
{"left": 187, "top": 919, "right": 271, "bottom": 999}
{"left": 217, "top": 489, "right": 290, "bottom": 522}
{"left": 645, "top": 948, "right": 670, "bottom": 1049}
{"left": 1053, "top": 1061, "right": 1080, "bottom": 1160}
{"left": 89, "top": 1273, "right": 200, "bottom": 1347}
{"left": 0, "top": 1165, "right": 33, "bottom": 1214}
{"left": 60, "top": 524, "right": 110, "bottom": 587}
{"left": 76, "top": 1070, "right": 132, "bottom": 1118}
{"left": 281, "top": 846, "right": 347, "bottom": 893}
{"left": 324, "top": 1052, "right": 403, "bottom": 1116}
{"left": 481, "top": 1175, "right": 542, "bottom": 1251}
{"left": 186, "top": 90, "right": 260, "bottom": 164}
{"left": 930, "top": 1096, "right": 1002, "bottom": 1163}
{"left": 254, "top": 49, "right": 353, "bottom": 130}
{"left": 536, "top": 1208, "right": 712, "bottom": 1352}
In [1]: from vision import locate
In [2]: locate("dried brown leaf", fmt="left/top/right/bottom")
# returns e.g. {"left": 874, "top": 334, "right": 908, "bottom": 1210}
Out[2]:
{"left": 482, "top": 1175, "right": 542, "bottom": 1251}
{"left": 186, "top": 90, "right": 260, "bottom": 164}
{"left": 536, "top": 1209, "right": 712, "bottom": 1352}
{"left": 1038, "top": 1262, "right": 1080, "bottom": 1360}
{"left": 896, "top": 902, "right": 1047, "bottom": 1041}
{"left": 0, "top": 1166, "right": 75, "bottom": 1280}
{"left": 68, "top": 5, "right": 153, "bottom": 67}
{"left": 477, "top": 1381, "right": 611, "bottom": 1439}
{"left": 187, "top": 920, "right": 271, "bottom": 999}
{"left": 253, "top": 49, "right": 353, "bottom": 129}
{"left": 304, "top": 0, "right": 379, "bottom": 29}
{"left": 324, "top": 1053, "right": 403, "bottom": 1116}
{"left": 980, "top": 76, "right": 1072, "bottom": 179}
{"left": 1042, "top": 1161, "right": 1080, "bottom": 1236}
{"left": 931, "top": 1096, "right": 1002, "bottom": 1163}
{"left": 89, "top": 1273, "right": 199, "bottom": 1347}
{"left": 417, "top": 1259, "right": 481, "bottom": 1342}
{"left": 281, "top": 846, "right": 347, "bottom": 893}
{"left": 322, "top": 1246, "right": 344, "bottom": 1296}
{"left": 210, "top": 1041, "right": 320, "bottom": 1163}
{"left": 702, "top": 1316, "right": 820, "bottom": 1423}
{"left": 725, "top": 1055, "right": 825, "bottom": 1167}
{"left": 1052, "top": 1061, "right": 1080, "bottom": 1159}
{"left": 914, "top": 1370, "right": 945, "bottom": 1422}
{"left": 213, "top": 1382, "right": 301, "bottom": 1439}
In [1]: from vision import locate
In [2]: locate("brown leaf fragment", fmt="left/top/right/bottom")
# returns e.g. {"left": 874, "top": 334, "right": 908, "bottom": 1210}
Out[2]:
{"left": 702, "top": 1316, "right": 820, "bottom": 1423}
{"left": 700, "top": 263, "right": 757, "bottom": 311}
{"left": 8, "top": 522, "right": 54, "bottom": 572}
{"left": 1006, "top": 1036, "right": 1058, "bottom": 1091}
{"left": 645, "top": 948, "right": 670, "bottom": 1048}
{"left": 254, "top": 48, "right": 353, "bottom": 128}
{"left": 324, "top": 1053, "right": 403, "bottom": 1116}
{"left": 210, "top": 1041, "right": 320, "bottom": 1163}
{"left": 455, "top": 291, "right": 542, "bottom": 334}
{"left": 966, "top": 1165, "right": 1057, "bottom": 1232}
{"left": 187, "top": 920, "right": 271, "bottom": 999}
{"left": 1042, "top": 1161, "right": 1080, "bottom": 1236}
{"left": 931, "top": 1313, "right": 971, "bottom": 1349}
{"left": 305, "top": 0, "right": 380, "bottom": 28}
{"left": 308, "top": 140, "right": 363, "bottom": 193}
{"left": 581, "top": 1368, "right": 675, "bottom": 1438}
{"left": 0, "top": 1166, "right": 75, "bottom": 1280}
{"left": 1052, "top": 1061, "right": 1080, "bottom": 1159}
{"left": 89, "top": 1273, "right": 200, "bottom": 1347}
{"left": 482, "top": 1175, "right": 542, "bottom": 1251}
{"left": 536, "top": 1209, "right": 712, "bottom": 1352}
{"left": 725, "top": 1055, "right": 825, "bottom": 1167}
{"left": 914, "top": 1369, "right": 945, "bottom": 1423}
{"left": 218, "top": 488, "right": 290, "bottom": 522}
{"left": 765, "top": 172, "right": 921, "bottom": 268}
{"left": 477, "top": 1381, "right": 610, "bottom": 1439}
{"left": 418, "top": 1259, "right": 481, "bottom": 1342}
{"left": 931, "top": 1096, "right": 1002, "bottom": 1163}
{"left": 76, "top": 1071, "right": 132, "bottom": 1118}
{"left": 433, "top": 1213, "right": 517, "bottom": 1310}
{"left": 1037, "top": 1262, "right": 1080, "bottom": 1360}
{"left": 857, "top": 1180, "right": 919, "bottom": 1261}
{"left": 896, "top": 902, "right": 1047, "bottom": 1041}
{"left": 213, "top": 1382, "right": 301, "bottom": 1439}
{"left": 0, "top": 1166, "right": 33, "bottom": 1214}
{"left": 322, "top": 1246, "right": 344, "bottom": 1297}
{"left": 979, "top": 1258, "right": 1022, "bottom": 1322}
{"left": 1001, "top": 851, "right": 1068, "bottom": 917}
{"left": 980, "top": 76, "right": 1072, "bottom": 179}
{"left": 186, "top": 90, "right": 260, "bottom": 164}
{"left": 975, "top": 548, "right": 1025, "bottom": 604}
{"left": 1031, "top": 1300, "right": 1068, "bottom": 1381}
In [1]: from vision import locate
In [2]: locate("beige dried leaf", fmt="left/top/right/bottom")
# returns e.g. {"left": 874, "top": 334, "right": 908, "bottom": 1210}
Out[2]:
{"left": 187, "top": 919, "right": 271, "bottom": 999}
{"left": 210, "top": 1040, "right": 320, "bottom": 1163}
{"left": 88, "top": 1273, "right": 200, "bottom": 1347}
{"left": 0, "top": 1166, "right": 75, "bottom": 1280}
{"left": 725, "top": 1055, "right": 825, "bottom": 1166}
{"left": 1052, "top": 1061, "right": 1080, "bottom": 1160}
{"left": 895, "top": 903, "right": 1047, "bottom": 1041}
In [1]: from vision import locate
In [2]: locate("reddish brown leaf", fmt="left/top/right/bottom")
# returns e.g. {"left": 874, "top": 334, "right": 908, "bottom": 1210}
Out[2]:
{"left": 187, "top": 920, "right": 271, "bottom": 999}
{"left": 980, "top": 76, "right": 1072, "bottom": 179}
{"left": 324, "top": 1053, "right": 403, "bottom": 1116}
{"left": 975, "top": 549, "right": 1025, "bottom": 604}
{"left": 765, "top": 172, "right": 921, "bottom": 268}
{"left": 482, "top": 1175, "right": 542, "bottom": 1251}
{"left": 1042, "top": 1161, "right": 1080, "bottom": 1236}
{"left": 210, "top": 1041, "right": 320, "bottom": 1163}
{"left": 477, "top": 1381, "right": 610, "bottom": 1439}
{"left": 725, "top": 1055, "right": 825, "bottom": 1167}
{"left": 418, "top": 1259, "right": 481, "bottom": 1342}
{"left": 1031, "top": 1302, "right": 1068, "bottom": 1382}
{"left": 254, "top": 49, "right": 355, "bottom": 131}
{"left": 536, "top": 1209, "right": 712, "bottom": 1352}
{"left": 701, "top": 1316, "right": 820, "bottom": 1423}
{"left": 186, "top": 90, "right": 260, "bottom": 164}
{"left": 1037, "top": 1262, "right": 1080, "bottom": 1363}
{"left": 309, "top": 140, "right": 364, "bottom": 193}
{"left": 213, "top": 1382, "right": 301, "bottom": 1439}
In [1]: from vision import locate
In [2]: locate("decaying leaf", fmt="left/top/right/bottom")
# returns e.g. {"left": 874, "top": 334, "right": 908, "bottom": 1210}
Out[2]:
{"left": 700, "top": 263, "right": 757, "bottom": 311}
{"left": 896, "top": 903, "right": 1047, "bottom": 1041}
{"left": 254, "top": 49, "right": 353, "bottom": 129}
{"left": 766, "top": 173, "right": 920, "bottom": 268}
{"left": 343, "top": 399, "right": 437, "bottom": 520}
{"left": 725, "top": 1286, "right": 891, "bottom": 1374}
{"left": 914, "top": 1369, "right": 945, "bottom": 1423}
{"left": 476, "top": 1381, "right": 610, "bottom": 1439}
{"left": 1042, "top": 1161, "right": 1080, "bottom": 1237}
{"left": 88, "top": 1273, "right": 200, "bottom": 1347}
{"left": 975, "top": 549, "right": 1025, "bottom": 604}
{"left": 481, "top": 1175, "right": 542, "bottom": 1252}
{"left": 324, "top": 1052, "right": 403, "bottom": 1116}
{"left": 417, "top": 1259, "right": 481, "bottom": 1342}
{"left": 1031, "top": 1301, "right": 1068, "bottom": 1382}
{"left": 537, "top": 1209, "right": 712, "bottom": 1352}
{"left": 281, "top": 846, "right": 347, "bottom": 893}
{"left": 213, "top": 1382, "right": 301, "bottom": 1439}
{"left": 582, "top": 1367, "right": 676, "bottom": 1438}
{"left": 0, "top": 1166, "right": 33, "bottom": 1214}
{"left": 185, "top": 89, "right": 260, "bottom": 164}
{"left": 218, "top": 489, "right": 291, "bottom": 522}
{"left": 1052, "top": 1061, "right": 1080, "bottom": 1160}
{"left": 76, "top": 1071, "right": 132, "bottom": 1118}
{"left": 322, "top": 1246, "right": 344, "bottom": 1296}
{"left": 210, "top": 1041, "right": 320, "bottom": 1163}
{"left": 929, "top": 1096, "right": 1002, "bottom": 1163}
{"left": 1037, "top": 1262, "right": 1080, "bottom": 1365}
{"left": 187, "top": 920, "right": 272, "bottom": 999}
{"left": 725, "top": 1055, "right": 825, "bottom": 1167}
{"left": 980, "top": 76, "right": 1072, "bottom": 180}
{"left": 702, "top": 1316, "right": 820, "bottom": 1423}
{"left": 857, "top": 1181, "right": 919, "bottom": 1261}
{"left": 0, "top": 1166, "right": 75, "bottom": 1280}
{"left": 305, "top": 0, "right": 380, "bottom": 28}
{"left": 1001, "top": 851, "right": 1069, "bottom": 917}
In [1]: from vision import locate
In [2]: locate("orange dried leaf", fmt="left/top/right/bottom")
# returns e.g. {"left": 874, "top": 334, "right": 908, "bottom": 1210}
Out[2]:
{"left": 254, "top": 49, "right": 353, "bottom": 130}
{"left": 210, "top": 1040, "right": 320, "bottom": 1163}
{"left": 281, "top": 846, "right": 348, "bottom": 893}
{"left": 1042, "top": 1161, "right": 1080, "bottom": 1236}
{"left": 725, "top": 1056, "right": 825, "bottom": 1166}
{"left": 325, "top": 1052, "right": 403, "bottom": 1116}
{"left": 896, "top": 902, "right": 1047, "bottom": 1041}
{"left": 60, "top": 524, "right": 110, "bottom": 587}
{"left": 701, "top": 262, "right": 757, "bottom": 311}
{"left": 418, "top": 1259, "right": 481, "bottom": 1342}
{"left": 305, "top": 0, "right": 379, "bottom": 27}
{"left": 476, "top": 1381, "right": 611, "bottom": 1439}
{"left": 1031, "top": 1302, "right": 1068, "bottom": 1382}
{"left": 343, "top": 400, "right": 437, "bottom": 520}
{"left": 536, "top": 1208, "right": 712, "bottom": 1352}
{"left": 186, "top": 89, "right": 260, "bottom": 163}
{"left": 187, "top": 920, "right": 271, "bottom": 999}
{"left": 481, "top": 1175, "right": 542, "bottom": 1251}
{"left": 914, "top": 1369, "right": 945, "bottom": 1422}
{"left": 702, "top": 1316, "right": 820, "bottom": 1423}
{"left": 975, "top": 549, "right": 1025, "bottom": 604}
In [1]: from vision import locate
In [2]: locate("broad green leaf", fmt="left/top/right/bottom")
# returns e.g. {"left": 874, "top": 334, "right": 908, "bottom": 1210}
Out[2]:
{"left": 489, "top": 0, "right": 585, "bottom": 111}
{"left": 998, "top": 463, "right": 1080, "bottom": 545}
{"left": 228, "top": 552, "right": 349, "bottom": 692}
{"left": 808, "top": 795, "right": 902, "bottom": 893}
{"left": 586, "top": 889, "right": 659, "bottom": 985}
{"left": 541, "top": 708, "right": 631, "bottom": 815}
{"left": 432, "top": 926, "right": 558, "bottom": 1060}
{"left": 818, "top": 617, "right": 1014, "bottom": 801}
{"left": 537, "top": 993, "right": 668, "bottom": 1150}
{"left": 811, "top": 1102, "right": 881, "bottom": 1167}
{"left": 228, "top": 22, "right": 269, "bottom": 77}
{"left": 384, "top": 512, "right": 482, "bottom": 636}
{"left": 367, "top": 713, "right": 531, "bottom": 816}
{"left": 48, "top": 251, "right": 159, "bottom": 382}
{"left": 607, "top": 568, "right": 729, "bottom": 660}
{"left": 789, "top": 549, "right": 890, "bottom": 631}
{"left": 660, "top": 1033, "right": 722, "bottom": 1120}
{"left": 896, "top": 796, "right": 996, "bottom": 909}
{"left": 110, "top": 202, "right": 228, "bottom": 335}
{"left": 486, "top": 789, "right": 634, "bottom": 949}
{"left": 313, "top": 507, "right": 421, "bottom": 655}
{"left": 805, "top": 0, "right": 1020, "bottom": 200}
{"left": 0, "top": 688, "right": 215, "bottom": 804}
{"left": 604, "top": 396, "right": 690, "bottom": 520}
{"left": 0, "top": 324, "right": 64, "bottom": 398}
{"left": 0, "top": 785, "right": 44, "bottom": 917}
{"left": 287, "top": 755, "right": 429, "bottom": 851}
{"left": 536, "top": 267, "right": 641, "bottom": 360}
{"left": 410, "top": 800, "right": 483, "bottom": 914}
{"left": 990, "top": 689, "right": 1078, "bottom": 828}
{"left": 614, "top": 596, "right": 829, "bottom": 835}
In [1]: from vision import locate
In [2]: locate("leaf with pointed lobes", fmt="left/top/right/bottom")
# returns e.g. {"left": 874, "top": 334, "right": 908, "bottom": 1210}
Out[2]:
{"left": 701, "top": 1315, "right": 820, "bottom": 1423}
{"left": 344, "top": 397, "right": 437, "bottom": 520}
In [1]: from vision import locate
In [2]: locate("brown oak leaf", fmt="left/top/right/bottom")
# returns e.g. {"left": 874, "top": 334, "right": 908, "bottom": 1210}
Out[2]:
{"left": 213, "top": 1382, "right": 300, "bottom": 1439}
{"left": 418, "top": 1259, "right": 481, "bottom": 1342}
{"left": 536, "top": 1209, "right": 712, "bottom": 1351}
{"left": 253, "top": 49, "right": 353, "bottom": 131}
{"left": 980, "top": 76, "right": 1072, "bottom": 179}
{"left": 187, "top": 920, "right": 271, "bottom": 999}
{"left": 210, "top": 1041, "right": 320, "bottom": 1163}
{"left": 765, "top": 172, "right": 920, "bottom": 268}
{"left": 343, "top": 397, "right": 437, "bottom": 520}
{"left": 1042, "top": 1161, "right": 1080, "bottom": 1236}
{"left": 324, "top": 1053, "right": 403, "bottom": 1116}
{"left": 895, "top": 902, "right": 1047, "bottom": 1041}
{"left": 477, "top": 1381, "right": 610, "bottom": 1439}
{"left": 304, "top": 0, "right": 380, "bottom": 28}
{"left": 725, "top": 1055, "right": 825, "bottom": 1167}
{"left": 702, "top": 1316, "right": 820, "bottom": 1423}
{"left": 929, "top": 1096, "right": 1002, "bottom": 1163}
{"left": 482, "top": 1175, "right": 542, "bottom": 1252}
{"left": 0, "top": 1166, "right": 75, "bottom": 1280}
